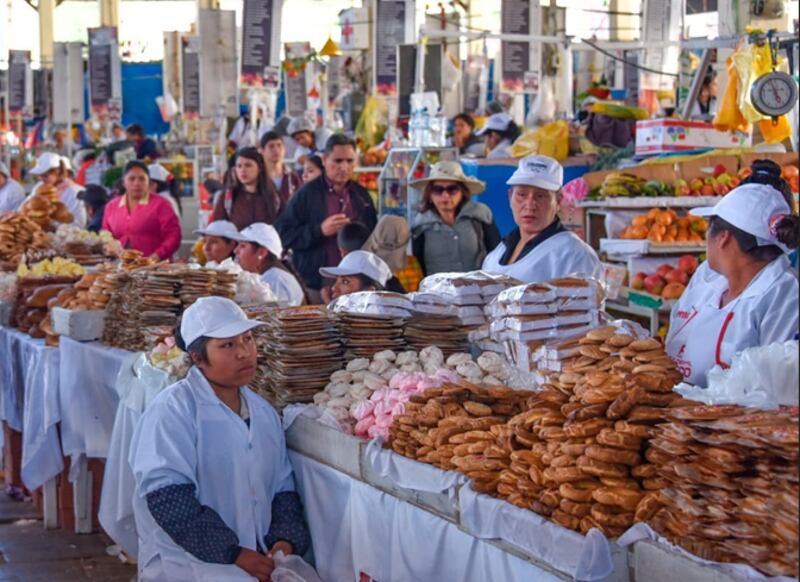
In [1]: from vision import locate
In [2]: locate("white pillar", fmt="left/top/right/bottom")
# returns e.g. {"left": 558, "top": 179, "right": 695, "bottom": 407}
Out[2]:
{"left": 99, "top": 0, "right": 120, "bottom": 28}
{"left": 39, "top": 0, "right": 55, "bottom": 69}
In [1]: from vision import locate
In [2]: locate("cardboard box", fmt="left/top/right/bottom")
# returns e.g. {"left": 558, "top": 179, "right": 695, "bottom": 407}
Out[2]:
{"left": 635, "top": 119, "right": 752, "bottom": 155}
{"left": 676, "top": 154, "right": 739, "bottom": 182}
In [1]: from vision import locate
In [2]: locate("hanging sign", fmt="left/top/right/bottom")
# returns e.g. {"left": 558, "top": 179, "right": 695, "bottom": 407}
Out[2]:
{"left": 327, "top": 55, "right": 343, "bottom": 103}
{"left": 339, "top": 7, "right": 369, "bottom": 51}
{"left": 284, "top": 42, "right": 311, "bottom": 117}
{"left": 8, "top": 50, "right": 32, "bottom": 116}
{"left": 500, "top": 0, "right": 529, "bottom": 93}
{"left": 53, "top": 42, "right": 85, "bottom": 125}
{"left": 181, "top": 36, "right": 201, "bottom": 119}
{"left": 240, "top": 0, "right": 282, "bottom": 87}
{"left": 88, "top": 27, "right": 122, "bottom": 117}
{"left": 198, "top": 10, "right": 239, "bottom": 118}
{"left": 463, "top": 55, "right": 484, "bottom": 113}
{"left": 373, "top": 0, "right": 412, "bottom": 95}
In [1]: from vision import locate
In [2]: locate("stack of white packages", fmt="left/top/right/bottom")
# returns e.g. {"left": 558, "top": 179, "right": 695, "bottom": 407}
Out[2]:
{"left": 486, "top": 277, "right": 603, "bottom": 373}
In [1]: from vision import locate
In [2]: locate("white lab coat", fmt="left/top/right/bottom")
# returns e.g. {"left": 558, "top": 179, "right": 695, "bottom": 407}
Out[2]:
{"left": 157, "top": 190, "right": 181, "bottom": 218}
{"left": 262, "top": 267, "right": 305, "bottom": 306}
{"left": 665, "top": 257, "right": 799, "bottom": 387}
{"left": 28, "top": 181, "right": 87, "bottom": 228}
{"left": 482, "top": 230, "right": 602, "bottom": 283}
{"left": 129, "top": 366, "right": 296, "bottom": 581}
{"left": 0, "top": 178, "right": 25, "bottom": 213}
{"left": 486, "top": 138, "right": 513, "bottom": 160}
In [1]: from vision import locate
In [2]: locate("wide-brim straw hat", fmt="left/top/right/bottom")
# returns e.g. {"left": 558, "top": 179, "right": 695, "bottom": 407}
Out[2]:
{"left": 408, "top": 161, "right": 486, "bottom": 196}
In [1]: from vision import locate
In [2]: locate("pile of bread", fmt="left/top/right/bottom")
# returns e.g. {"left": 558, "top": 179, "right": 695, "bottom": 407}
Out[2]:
{"left": 0, "top": 213, "right": 51, "bottom": 266}
{"left": 648, "top": 405, "right": 798, "bottom": 578}
{"left": 56, "top": 268, "right": 117, "bottom": 311}
{"left": 20, "top": 185, "right": 73, "bottom": 230}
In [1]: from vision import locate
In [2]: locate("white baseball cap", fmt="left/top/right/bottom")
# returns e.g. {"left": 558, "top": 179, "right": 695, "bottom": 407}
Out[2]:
{"left": 506, "top": 155, "right": 564, "bottom": 191}
{"left": 148, "top": 163, "right": 172, "bottom": 183}
{"left": 287, "top": 117, "right": 314, "bottom": 136}
{"left": 193, "top": 220, "right": 240, "bottom": 240}
{"left": 30, "top": 152, "right": 63, "bottom": 175}
{"left": 476, "top": 112, "right": 513, "bottom": 136}
{"left": 180, "top": 296, "right": 265, "bottom": 347}
{"left": 691, "top": 183, "right": 793, "bottom": 253}
{"left": 231, "top": 222, "right": 284, "bottom": 257}
{"left": 319, "top": 250, "right": 392, "bottom": 286}
{"left": 60, "top": 156, "right": 73, "bottom": 172}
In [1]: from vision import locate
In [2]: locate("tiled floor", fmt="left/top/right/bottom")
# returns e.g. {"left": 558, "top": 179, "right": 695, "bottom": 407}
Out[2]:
{"left": 0, "top": 495, "right": 136, "bottom": 581}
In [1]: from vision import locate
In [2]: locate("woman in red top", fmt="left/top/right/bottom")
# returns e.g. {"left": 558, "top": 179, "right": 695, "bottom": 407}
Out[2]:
{"left": 102, "top": 161, "right": 182, "bottom": 260}
{"left": 210, "top": 147, "right": 282, "bottom": 231}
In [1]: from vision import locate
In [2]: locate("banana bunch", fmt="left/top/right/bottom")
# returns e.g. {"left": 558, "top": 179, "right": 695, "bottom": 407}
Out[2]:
{"left": 599, "top": 173, "right": 646, "bottom": 198}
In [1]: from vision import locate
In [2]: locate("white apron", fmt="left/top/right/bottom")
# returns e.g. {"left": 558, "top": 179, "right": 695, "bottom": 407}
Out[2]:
{"left": 666, "top": 257, "right": 799, "bottom": 386}
{"left": 482, "top": 230, "right": 602, "bottom": 284}
{"left": 129, "top": 367, "right": 296, "bottom": 581}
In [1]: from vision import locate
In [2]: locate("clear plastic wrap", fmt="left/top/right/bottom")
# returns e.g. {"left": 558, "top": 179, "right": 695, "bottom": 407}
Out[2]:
{"left": 204, "top": 258, "right": 278, "bottom": 305}
{"left": 675, "top": 341, "right": 800, "bottom": 409}
{"left": 328, "top": 291, "right": 413, "bottom": 318}
{"left": 407, "top": 292, "right": 458, "bottom": 316}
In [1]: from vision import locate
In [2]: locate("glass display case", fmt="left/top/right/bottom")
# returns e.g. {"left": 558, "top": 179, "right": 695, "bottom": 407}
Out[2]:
{"left": 377, "top": 147, "right": 458, "bottom": 225}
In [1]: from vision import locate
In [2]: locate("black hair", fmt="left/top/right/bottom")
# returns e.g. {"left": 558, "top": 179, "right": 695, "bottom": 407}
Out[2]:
{"left": 486, "top": 120, "right": 521, "bottom": 145}
{"left": 125, "top": 123, "right": 144, "bottom": 137}
{"left": 337, "top": 221, "right": 371, "bottom": 254}
{"left": 324, "top": 133, "right": 356, "bottom": 154}
{"left": 453, "top": 113, "right": 476, "bottom": 130}
{"left": 123, "top": 160, "right": 149, "bottom": 177}
{"left": 355, "top": 273, "right": 384, "bottom": 291}
{"left": 743, "top": 159, "right": 794, "bottom": 209}
{"left": 306, "top": 155, "right": 324, "bottom": 172}
{"left": 173, "top": 320, "right": 210, "bottom": 363}
{"left": 152, "top": 177, "right": 183, "bottom": 215}
{"left": 232, "top": 147, "right": 280, "bottom": 223}
{"left": 259, "top": 131, "right": 283, "bottom": 149}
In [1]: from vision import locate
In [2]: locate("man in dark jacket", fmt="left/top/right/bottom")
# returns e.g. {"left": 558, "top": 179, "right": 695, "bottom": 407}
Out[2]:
{"left": 277, "top": 134, "right": 377, "bottom": 303}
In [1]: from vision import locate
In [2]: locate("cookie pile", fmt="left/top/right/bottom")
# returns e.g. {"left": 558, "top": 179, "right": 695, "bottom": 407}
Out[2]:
{"left": 59, "top": 268, "right": 117, "bottom": 311}
{"left": 0, "top": 213, "right": 51, "bottom": 266}
{"left": 647, "top": 405, "right": 798, "bottom": 577}
{"left": 387, "top": 383, "right": 534, "bottom": 488}
{"left": 329, "top": 292, "right": 412, "bottom": 360}
{"left": 253, "top": 306, "right": 345, "bottom": 409}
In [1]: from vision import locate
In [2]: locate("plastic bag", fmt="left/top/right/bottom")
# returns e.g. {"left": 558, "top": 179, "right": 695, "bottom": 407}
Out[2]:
{"left": 675, "top": 340, "right": 799, "bottom": 408}
{"left": 713, "top": 56, "right": 750, "bottom": 133}
{"left": 526, "top": 76, "right": 556, "bottom": 125}
{"left": 270, "top": 552, "right": 322, "bottom": 582}
{"left": 355, "top": 96, "right": 388, "bottom": 149}
{"left": 510, "top": 120, "right": 569, "bottom": 161}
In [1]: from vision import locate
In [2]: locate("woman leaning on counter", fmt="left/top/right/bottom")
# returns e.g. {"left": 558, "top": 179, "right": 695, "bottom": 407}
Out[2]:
{"left": 665, "top": 180, "right": 799, "bottom": 386}
{"left": 482, "top": 155, "right": 601, "bottom": 282}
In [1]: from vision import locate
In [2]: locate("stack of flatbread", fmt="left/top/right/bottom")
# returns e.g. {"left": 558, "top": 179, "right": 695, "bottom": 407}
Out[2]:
{"left": 329, "top": 292, "right": 412, "bottom": 360}
{"left": 404, "top": 292, "right": 469, "bottom": 356}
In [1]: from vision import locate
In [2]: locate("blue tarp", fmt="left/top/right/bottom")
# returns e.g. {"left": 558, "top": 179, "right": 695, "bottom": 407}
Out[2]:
{"left": 121, "top": 62, "right": 169, "bottom": 136}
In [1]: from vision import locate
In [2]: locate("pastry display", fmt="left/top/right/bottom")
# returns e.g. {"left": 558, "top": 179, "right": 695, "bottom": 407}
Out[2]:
{"left": 329, "top": 292, "right": 411, "bottom": 359}
{"left": 0, "top": 213, "right": 51, "bottom": 267}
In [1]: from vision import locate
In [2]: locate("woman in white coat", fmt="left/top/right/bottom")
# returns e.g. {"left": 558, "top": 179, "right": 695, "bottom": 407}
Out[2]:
{"left": 475, "top": 112, "right": 520, "bottom": 160}
{"left": 665, "top": 183, "right": 799, "bottom": 386}
{"left": 129, "top": 297, "right": 311, "bottom": 581}
{"left": 482, "top": 155, "right": 601, "bottom": 283}
{"left": 27, "top": 152, "right": 87, "bottom": 227}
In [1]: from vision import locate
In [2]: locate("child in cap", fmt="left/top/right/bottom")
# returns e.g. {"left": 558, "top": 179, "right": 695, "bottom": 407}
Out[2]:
{"left": 194, "top": 220, "right": 240, "bottom": 264}
{"left": 319, "top": 250, "right": 393, "bottom": 302}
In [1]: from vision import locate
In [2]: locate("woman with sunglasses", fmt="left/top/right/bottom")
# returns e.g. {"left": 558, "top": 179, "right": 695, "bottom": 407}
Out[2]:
{"left": 482, "top": 155, "right": 601, "bottom": 283}
{"left": 410, "top": 162, "right": 500, "bottom": 275}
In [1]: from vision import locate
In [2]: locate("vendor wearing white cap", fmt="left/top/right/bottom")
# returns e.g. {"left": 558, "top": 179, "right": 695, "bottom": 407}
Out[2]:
{"left": 476, "top": 112, "right": 521, "bottom": 159}
{"left": 320, "top": 250, "right": 392, "bottom": 301}
{"left": 233, "top": 223, "right": 306, "bottom": 306}
{"left": 482, "top": 155, "right": 601, "bottom": 283}
{"left": 0, "top": 161, "right": 24, "bottom": 213}
{"left": 27, "top": 151, "right": 87, "bottom": 227}
{"left": 666, "top": 183, "right": 799, "bottom": 387}
{"left": 287, "top": 117, "right": 317, "bottom": 166}
{"left": 148, "top": 163, "right": 182, "bottom": 218}
{"left": 194, "top": 220, "right": 240, "bottom": 264}
{"left": 129, "top": 297, "right": 311, "bottom": 581}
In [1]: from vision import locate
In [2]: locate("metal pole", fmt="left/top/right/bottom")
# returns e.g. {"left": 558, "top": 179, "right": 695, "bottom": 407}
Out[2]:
{"left": 65, "top": 44, "right": 73, "bottom": 161}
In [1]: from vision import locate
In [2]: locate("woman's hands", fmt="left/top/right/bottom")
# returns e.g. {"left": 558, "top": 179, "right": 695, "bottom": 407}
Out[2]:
{"left": 235, "top": 548, "right": 274, "bottom": 581}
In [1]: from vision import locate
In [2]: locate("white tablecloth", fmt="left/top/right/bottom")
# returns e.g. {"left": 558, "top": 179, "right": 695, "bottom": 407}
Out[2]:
{"left": 0, "top": 327, "right": 63, "bottom": 491}
{"left": 289, "top": 451, "right": 564, "bottom": 582}
{"left": 58, "top": 337, "right": 134, "bottom": 477}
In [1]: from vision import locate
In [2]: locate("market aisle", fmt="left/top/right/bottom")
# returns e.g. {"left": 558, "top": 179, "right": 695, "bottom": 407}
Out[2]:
{"left": 0, "top": 494, "right": 135, "bottom": 581}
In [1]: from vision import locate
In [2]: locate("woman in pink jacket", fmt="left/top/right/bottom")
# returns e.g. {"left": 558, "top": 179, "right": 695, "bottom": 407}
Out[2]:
{"left": 103, "top": 161, "right": 182, "bottom": 260}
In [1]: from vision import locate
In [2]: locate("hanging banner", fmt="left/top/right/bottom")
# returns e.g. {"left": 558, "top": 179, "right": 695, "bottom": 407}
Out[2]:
{"left": 397, "top": 43, "right": 442, "bottom": 116}
{"left": 163, "top": 31, "right": 182, "bottom": 104}
{"left": 8, "top": 50, "right": 32, "bottom": 116}
{"left": 88, "top": 27, "right": 122, "bottom": 117}
{"left": 501, "top": 0, "right": 537, "bottom": 93}
{"left": 33, "top": 69, "right": 51, "bottom": 118}
{"left": 182, "top": 35, "right": 201, "bottom": 119}
{"left": 327, "top": 55, "right": 343, "bottom": 103}
{"left": 339, "top": 7, "right": 369, "bottom": 51}
{"left": 198, "top": 10, "right": 239, "bottom": 118}
{"left": 240, "top": 0, "right": 282, "bottom": 87}
{"left": 283, "top": 42, "right": 311, "bottom": 117}
{"left": 53, "top": 42, "right": 85, "bottom": 125}
{"left": 373, "top": 0, "right": 412, "bottom": 95}
{"left": 640, "top": 0, "right": 680, "bottom": 91}
{"left": 463, "top": 55, "right": 484, "bottom": 113}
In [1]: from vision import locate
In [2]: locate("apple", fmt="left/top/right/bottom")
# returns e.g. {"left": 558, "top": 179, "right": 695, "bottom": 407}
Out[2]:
{"left": 631, "top": 272, "right": 647, "bottom": 290}
{"left": 644, "top": 274, "right": 666, "bottom": 296}
{"left": 656, "top": 264, "right": 675, "bottom": 278}
{"left": 677, "top": 255, "right": 699, "bottom": 275}
{"left": 704, "top": 177, "right": 717, "bottom": 186}
{"left": 716, "top": 172, "right": 732, "bottom": 185}
{"left": 662, "top": 282, "right": 686, "bottom": 300}
{"left": 664, "top": 268, "right": 689, "bottom": 285}
{"left": 713, "top": 164, "right": 727, "bottom": 178}
{"left": 689, "top": 178, "right": 704, "bottom": 192}
{"left": 729, "top": 177, "right": 741, "bottom": 188}
{"left": 713, "top": 182, "right": 729, "bottom": 196}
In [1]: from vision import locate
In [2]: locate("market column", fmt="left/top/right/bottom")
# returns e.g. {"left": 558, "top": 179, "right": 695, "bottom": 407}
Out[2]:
{"left": 197, "top": 0, "right": 219, "bottom": 10}
{"left": 99, "top": 0, "right": 119, "bottom": 28}
{"left": 39, "top": 0, "right": 55, "bottom": 69}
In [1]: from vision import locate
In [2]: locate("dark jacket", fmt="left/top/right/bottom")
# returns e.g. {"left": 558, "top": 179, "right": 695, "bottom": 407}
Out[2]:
{"left": 412, "top": 200, "right": 500, "bottom": 276}
{"left": 277, "top": 175, "right": 377, "bottom": 289}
